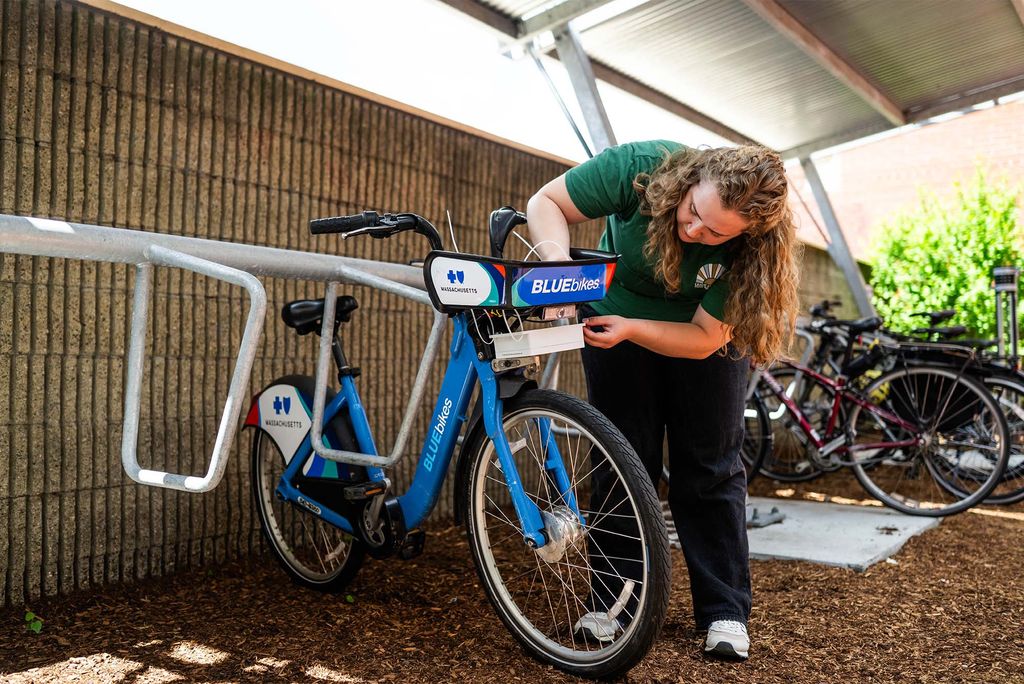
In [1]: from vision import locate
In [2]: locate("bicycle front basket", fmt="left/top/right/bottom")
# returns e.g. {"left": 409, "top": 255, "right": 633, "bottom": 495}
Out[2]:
{"left": 423, "top": 248, "right": 617, "bottom": 314}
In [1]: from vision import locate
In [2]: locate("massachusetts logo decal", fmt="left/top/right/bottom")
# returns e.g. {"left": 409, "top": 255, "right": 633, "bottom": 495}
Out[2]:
{"left": 258, "top": 385, "right": 312, "bottom": 468}
{"left": 695, "top": 263, "right": 726, "bottom": 290}
{"left": 429, "top": 256, "right": 503, "bottom": 307}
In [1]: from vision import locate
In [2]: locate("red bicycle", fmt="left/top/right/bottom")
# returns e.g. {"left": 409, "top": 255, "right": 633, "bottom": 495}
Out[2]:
{"left": 752, "top": 317, "right": 1009, "bottom": 516}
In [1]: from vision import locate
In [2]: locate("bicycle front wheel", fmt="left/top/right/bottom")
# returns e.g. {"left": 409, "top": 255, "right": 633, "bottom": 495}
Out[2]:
{"left": 461, "top": 389, "right": 670, "bottom": 679}
{"left": 849, "top": 366, "right": 1010, "bottom": 516}
{"left": 756, "top": 368, "right": 832, "bottom": 482}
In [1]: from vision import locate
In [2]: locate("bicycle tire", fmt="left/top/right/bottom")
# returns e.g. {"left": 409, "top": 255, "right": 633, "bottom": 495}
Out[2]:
{"left": 756, "top": 368, "right": 833, "bottom": 482}
{"left": 740, "top": 392, "right": 771, "bottom": 484}
{"left": 849, "top": 366, "right": 1010, "bottom": 516}
{"left": 460, "top": 389, "right": 671, "bottom": 679}
{"left": 976, "top": 376, "right": 1024, "bottom": 505}
{"left": 251, "top": 375, "right": 365, "bottom": 592}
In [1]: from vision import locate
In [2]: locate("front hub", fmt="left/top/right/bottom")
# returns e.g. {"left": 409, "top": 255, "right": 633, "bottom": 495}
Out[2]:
{"left": 535, "top": 506, "right": 583, "bottom": 563}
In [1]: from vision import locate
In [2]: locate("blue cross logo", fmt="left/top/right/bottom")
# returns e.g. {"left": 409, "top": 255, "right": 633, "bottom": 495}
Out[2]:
{"left": 447, "top": 269, "right": 465, "bottom": 284}
{"left": 272, "top": 396, "right": 291, "bottom": 415}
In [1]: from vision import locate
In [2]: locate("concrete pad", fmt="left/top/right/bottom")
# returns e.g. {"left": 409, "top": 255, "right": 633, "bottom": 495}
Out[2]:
{"left": 745, "top": 497, "right": 941, "bottom": 572}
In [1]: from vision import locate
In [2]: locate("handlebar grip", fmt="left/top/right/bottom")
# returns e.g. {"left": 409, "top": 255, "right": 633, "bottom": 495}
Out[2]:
{"left": 309, "top": 211, "right": 380, "bottom": 235}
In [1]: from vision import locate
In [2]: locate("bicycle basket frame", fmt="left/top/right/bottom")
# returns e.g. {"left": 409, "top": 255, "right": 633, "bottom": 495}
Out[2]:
{"left": 423, "top": 249, "right": 617, "bottom": 314}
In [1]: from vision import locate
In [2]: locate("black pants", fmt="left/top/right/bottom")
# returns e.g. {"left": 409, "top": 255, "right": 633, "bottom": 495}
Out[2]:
{"left": 581, "top": 321, "right": 751, "bottom": 629}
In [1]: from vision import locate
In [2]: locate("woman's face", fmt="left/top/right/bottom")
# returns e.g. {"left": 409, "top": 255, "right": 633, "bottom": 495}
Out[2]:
{"left": 675, "top": 181, "right": 749, "bottom": 245}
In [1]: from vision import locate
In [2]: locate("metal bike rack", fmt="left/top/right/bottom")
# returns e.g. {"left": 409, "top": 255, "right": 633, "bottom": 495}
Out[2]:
{"left": 309, "top": 280, "right": 444, "bottom": 469}
{"left": 0, "top": 213, "right": 430, "bottom": 492}
{"left": 123, "top": 247, "right": 266, "bottom": 492}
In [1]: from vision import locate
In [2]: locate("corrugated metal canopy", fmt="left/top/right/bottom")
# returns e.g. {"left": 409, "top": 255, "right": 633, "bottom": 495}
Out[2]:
{"left": 441, "top": 0, "right": 1024, "bottom": 157}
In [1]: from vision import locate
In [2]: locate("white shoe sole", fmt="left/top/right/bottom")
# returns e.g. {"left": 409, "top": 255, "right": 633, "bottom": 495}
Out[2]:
{"left": 705, "top": 640, "right": 749, "bottom": 660}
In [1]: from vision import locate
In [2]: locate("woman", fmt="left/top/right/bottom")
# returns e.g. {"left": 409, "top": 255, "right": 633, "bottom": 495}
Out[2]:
{"left": 526, "top": 140, "right": 800, "bottom": 660}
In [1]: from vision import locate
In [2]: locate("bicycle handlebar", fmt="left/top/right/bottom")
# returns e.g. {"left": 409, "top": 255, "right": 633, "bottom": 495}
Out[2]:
{"left": 488, "top": 206, "right": 528, "bottom": 259}
{"left": 309, "top": 211, "right": 381, "bottom": 234}
{"left": 309, "top": 211, "right": 444, "bottom": 251}
{"left": 808, "top": 298, "right": 842, "bottom": 319}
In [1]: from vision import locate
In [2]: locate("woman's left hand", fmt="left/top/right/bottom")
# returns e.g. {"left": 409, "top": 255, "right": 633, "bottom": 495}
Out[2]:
{"left": 582, "top": 315, "right": 635, "bottom": 349}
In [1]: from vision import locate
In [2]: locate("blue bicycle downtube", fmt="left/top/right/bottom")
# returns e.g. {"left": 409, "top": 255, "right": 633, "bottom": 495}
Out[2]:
{"left": 474, "top": 361, "right": 547, "bottom": 548}
{"left": 536, "top": 417, "right": 583, "bottom": 521}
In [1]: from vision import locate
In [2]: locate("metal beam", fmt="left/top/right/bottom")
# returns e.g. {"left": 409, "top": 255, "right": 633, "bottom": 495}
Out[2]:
{"left": 799, "top": 158, "right": 876, "bottom": 317}
{"left": 518, "top": 0, "right": 615, "bottom": 41}
{"left": 783, "top": 74, "right": 1024, "bottom": 159}
{"left": 553, "top": 25, "right": 617, "bottom": 152}
{"left": 781, "top": 119, "right": 893, "bottom": 160}
{"left": 906, "top": 74, "right": 1024, "bottom": 121}
{"left": 741, "top": 0, "right": 905, "bottom": 126}
{"left": 434, "top": 0, "right": 517, "bottom": 36}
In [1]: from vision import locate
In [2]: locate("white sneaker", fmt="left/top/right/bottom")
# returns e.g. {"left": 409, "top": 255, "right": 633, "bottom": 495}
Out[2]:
{"left": 573, "top": 612, "right": 620, "bottom": 643}
{"left": 704, "top": 620, "right": 749, "bottom": 659}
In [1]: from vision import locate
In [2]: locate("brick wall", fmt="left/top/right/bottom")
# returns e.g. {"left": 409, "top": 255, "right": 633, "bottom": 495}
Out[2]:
{"left": 789, "top": 100, "right": 1024, "bottom": 260}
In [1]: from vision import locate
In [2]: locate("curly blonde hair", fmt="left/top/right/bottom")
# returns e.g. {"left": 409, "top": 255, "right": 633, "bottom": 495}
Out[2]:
{"left": 636, "top": 145, "right": 801, "bottom": 366}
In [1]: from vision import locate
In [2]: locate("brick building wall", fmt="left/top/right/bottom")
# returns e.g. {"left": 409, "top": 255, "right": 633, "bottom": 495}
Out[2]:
{"left": 789, "top": 99, "right": 1024, "bottom": 262}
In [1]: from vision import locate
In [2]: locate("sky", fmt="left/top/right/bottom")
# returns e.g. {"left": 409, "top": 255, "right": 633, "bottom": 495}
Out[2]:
{"left": 113, "top": 0, "right": 731, "bottom": 163}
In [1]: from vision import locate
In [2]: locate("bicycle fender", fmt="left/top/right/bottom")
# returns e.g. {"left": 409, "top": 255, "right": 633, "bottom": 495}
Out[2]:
{"left": 452, "top": 373, "right": 537, "bottom": 524}
{"left": 244, "top": 374, "right": 359, "bottom": 479}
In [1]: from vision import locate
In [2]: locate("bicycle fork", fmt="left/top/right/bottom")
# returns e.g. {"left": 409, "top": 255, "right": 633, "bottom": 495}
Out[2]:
{"left": 474, "top": 358, "right": 581, "bottom": 551}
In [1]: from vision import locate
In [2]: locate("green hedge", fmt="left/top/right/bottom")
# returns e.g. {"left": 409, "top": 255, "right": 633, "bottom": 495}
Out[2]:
{"left": 869, "top": 169, "right": 1022, "bottom": 340}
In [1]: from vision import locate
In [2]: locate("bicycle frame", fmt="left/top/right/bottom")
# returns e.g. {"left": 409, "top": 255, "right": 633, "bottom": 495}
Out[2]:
{"left": 761, "top": 361, "right": 923, "bottom": 458}
{"left": 272, "top": 312, "right": 573, "bottom": 548}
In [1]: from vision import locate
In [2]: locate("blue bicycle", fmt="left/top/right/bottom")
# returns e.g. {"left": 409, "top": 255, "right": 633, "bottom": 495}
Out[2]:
{"left": 244, "top": 209, "right": 670, "bottom": 678}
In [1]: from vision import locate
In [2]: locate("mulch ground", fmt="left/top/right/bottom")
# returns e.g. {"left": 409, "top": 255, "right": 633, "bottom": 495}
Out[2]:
{"left": 2, "top": 470, "right": 1023, "bottom": 683}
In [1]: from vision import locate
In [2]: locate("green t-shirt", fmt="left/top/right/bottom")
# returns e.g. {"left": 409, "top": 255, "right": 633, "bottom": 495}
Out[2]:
{"left": 565, "top": 140, "right": 732, "bottom": 323}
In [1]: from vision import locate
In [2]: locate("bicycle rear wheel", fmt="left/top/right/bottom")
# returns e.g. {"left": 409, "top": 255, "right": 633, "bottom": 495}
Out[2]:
{"left": 740, "top": 392, "right": 771, "bottom": 483}
{"left": 250, "top": 376, "right": 364, "bottom": 592}
{"left": 849, "top": 366, "right": 1010, "bottom": 516}
{"left": 461, "top": 389, "right": 670, "bottom": 679}
{"left": 977, "top": 376, "right": 1024, "bottom": 504}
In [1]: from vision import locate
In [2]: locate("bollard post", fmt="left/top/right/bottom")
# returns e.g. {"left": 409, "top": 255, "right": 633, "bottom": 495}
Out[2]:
{"left": 993, "top": 266, "right": 1020, "bottom": 360}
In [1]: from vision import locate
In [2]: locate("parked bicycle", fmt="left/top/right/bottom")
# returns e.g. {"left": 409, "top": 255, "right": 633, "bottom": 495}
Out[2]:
{"left": 748, "top": 315, "right": 1010, "bottom": 516}
{"left": 243, "top": 208, "right": 671, "bottom": 678}
{"left": 753, "top": 300, "right": 1024, "bottom": 505}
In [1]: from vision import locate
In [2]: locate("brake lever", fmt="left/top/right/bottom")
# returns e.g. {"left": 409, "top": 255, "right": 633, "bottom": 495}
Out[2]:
{"left": 340, "top": 226, "right": 377, "bottom": 240}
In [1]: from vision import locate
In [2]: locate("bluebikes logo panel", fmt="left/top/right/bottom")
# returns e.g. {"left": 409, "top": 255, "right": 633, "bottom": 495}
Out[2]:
{"left": 511, "top": 263, "right": 610, "bottom": 307}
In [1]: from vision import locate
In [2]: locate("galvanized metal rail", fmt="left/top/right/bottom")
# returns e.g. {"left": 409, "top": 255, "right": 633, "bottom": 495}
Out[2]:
{"left": 0, "top": 213, "right": 438, "bottom": 492}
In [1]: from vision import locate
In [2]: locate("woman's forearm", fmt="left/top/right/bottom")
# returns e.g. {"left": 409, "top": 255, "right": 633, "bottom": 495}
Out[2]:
{"left": 526, "top": 192, "right": 573, "bottom": 261}
{"left": 628, "top": 319, "right": 726, "bottom": 359}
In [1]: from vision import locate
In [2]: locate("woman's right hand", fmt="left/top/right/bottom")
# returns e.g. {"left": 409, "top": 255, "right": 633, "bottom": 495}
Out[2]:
{"left": 582, "top": 315, "right": 636, "bottom": 349}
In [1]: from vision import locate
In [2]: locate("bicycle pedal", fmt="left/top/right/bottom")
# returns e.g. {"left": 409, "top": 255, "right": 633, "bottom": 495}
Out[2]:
{"left": 399, "top": 529, "right": 426, "bottom": 560}
{"left": 342, "top": 481, "right": 388, "bottom": 501}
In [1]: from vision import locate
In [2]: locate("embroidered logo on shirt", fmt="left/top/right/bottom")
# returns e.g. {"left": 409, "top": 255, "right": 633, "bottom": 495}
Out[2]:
{"left": 695, "top": 263, "right": 726, "bottom": 290}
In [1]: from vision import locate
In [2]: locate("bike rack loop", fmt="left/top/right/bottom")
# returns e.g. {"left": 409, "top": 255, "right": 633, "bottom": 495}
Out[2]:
{"left": 309, "top": 281, "right": 445, "bottom": 469}
{"left": 0, "top": 213, "right": 432, "bottom": 492}
{"left": 124, "top": 246, "right": 267, "bottom": 491}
